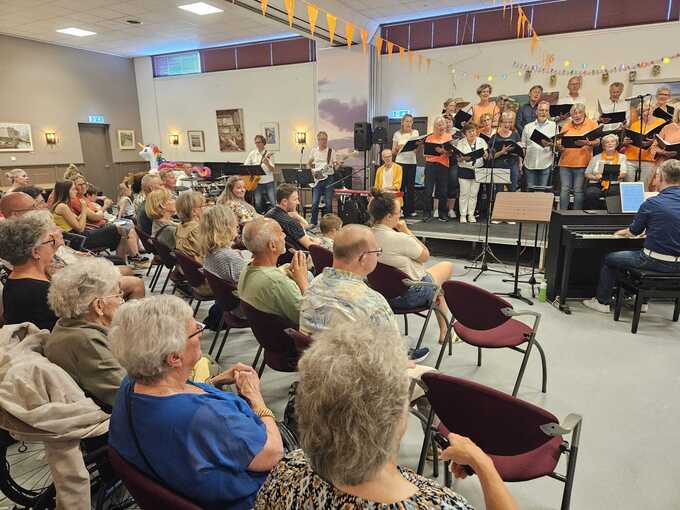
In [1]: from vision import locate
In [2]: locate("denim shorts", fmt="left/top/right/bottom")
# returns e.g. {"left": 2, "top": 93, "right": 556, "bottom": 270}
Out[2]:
{"left": 389, "top": 273, "right": 436, "bottom": 309}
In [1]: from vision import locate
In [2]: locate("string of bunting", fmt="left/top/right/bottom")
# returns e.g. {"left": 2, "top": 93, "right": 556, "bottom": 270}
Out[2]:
{"left": 512, "top": 53, "right": 680, "bottom": 76}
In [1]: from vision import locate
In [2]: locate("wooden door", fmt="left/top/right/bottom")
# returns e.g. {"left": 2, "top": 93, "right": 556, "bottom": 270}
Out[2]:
{"left": 78, "top": 124, "right": 114, "bottom": 197}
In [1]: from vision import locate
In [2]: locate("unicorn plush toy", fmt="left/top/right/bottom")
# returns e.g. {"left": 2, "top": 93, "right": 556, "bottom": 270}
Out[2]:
{"left": 138, "top": 143, "right": 163, "bottom": 173}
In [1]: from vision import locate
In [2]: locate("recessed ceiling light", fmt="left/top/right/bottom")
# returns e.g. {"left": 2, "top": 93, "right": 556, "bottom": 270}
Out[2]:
{"left": 178, "top": 2, "right": 223, "bottom": 15}
{"left": 56, "top": 27, "right": 96, "bottom": 37}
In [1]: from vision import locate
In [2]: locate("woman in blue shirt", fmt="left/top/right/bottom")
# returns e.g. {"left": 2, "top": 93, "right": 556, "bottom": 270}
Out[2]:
{"left": 108, "top": 295, "right": 284, "bottom": 510}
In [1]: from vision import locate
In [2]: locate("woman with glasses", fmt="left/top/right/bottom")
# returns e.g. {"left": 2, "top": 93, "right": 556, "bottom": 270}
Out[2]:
{"left": 46, "top": 257, "right": 126, "bottom": 409}
{"left": 108, "top": 295, "right": 283, "bottom": 510}
{"left": 369, "top": 191, "right": 453, "bottom": 346}
{"left": 0, "top": 211, "right": 61, "bottom": 330}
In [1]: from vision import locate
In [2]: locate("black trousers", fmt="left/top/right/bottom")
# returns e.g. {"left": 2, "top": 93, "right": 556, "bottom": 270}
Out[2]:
{"left": 400, "top": 163, "right": 416, "bottom": 215}
{"left": 424, "top": 162, "right": 448, "bottom": 217}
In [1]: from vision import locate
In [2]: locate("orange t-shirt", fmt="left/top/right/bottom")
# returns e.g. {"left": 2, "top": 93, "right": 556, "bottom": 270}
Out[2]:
{"left": 625, "top": 117, "right": 667, "bottom": 162}
{"left": 472, "top": 102, "right": 498, "bottom": 126}
{"left": 425, "top": 132, "right": 453, "bottom": 167}
{"left": 559, "top": 118, "right": 599, "bottom": 168}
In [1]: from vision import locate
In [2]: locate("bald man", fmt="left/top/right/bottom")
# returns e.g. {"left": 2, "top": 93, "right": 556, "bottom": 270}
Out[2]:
{"left": 0, "top": 192, "right": 36, "bottom": 218}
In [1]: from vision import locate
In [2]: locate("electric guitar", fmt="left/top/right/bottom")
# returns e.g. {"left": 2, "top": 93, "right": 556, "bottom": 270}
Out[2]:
{"left": 310, "top": 150, "right": 357, "bottom": 188}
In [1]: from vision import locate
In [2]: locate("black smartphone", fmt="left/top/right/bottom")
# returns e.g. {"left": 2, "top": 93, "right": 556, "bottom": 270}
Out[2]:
{"left": 432, "top": 432, "right": 475, "bottom": 476}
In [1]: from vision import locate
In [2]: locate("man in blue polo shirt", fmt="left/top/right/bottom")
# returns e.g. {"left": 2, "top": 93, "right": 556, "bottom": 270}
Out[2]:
{"left": 583, "top": 159, "right": 680, "bottom": 313}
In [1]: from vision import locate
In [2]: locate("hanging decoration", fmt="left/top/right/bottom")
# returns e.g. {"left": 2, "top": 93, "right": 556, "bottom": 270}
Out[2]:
{"left": 345, "top": 22, "right": 354, "bottom": 49}
{"left": 511, "top": 52, "right": 680, "bottom": 76}
{"left": 260, "top": 0, "right": 267, "bottom": 16}
{"left": 284, "top": 0, "right": 295, "bottom": 27}
{"left": 375, "top": 36, "right": 384, "bottom": 56}
{"left": 307, "top": 4, "right": 319, "bottom": 35}
{"left": 360, "top": 28, "right": 368, "bottom": 54}
{"left": 386, "top": 41, "right": 394, "bottom": 61}
{"left": 326, "top": 13, "right": 337, "bottom": 45}
{"left": 399, "top": 46, "right": 405, "bottom": 63}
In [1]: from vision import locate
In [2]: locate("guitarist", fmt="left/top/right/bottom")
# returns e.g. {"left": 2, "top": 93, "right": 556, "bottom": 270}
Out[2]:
{"left": 244, "top": 134, "right": 276, "bottom": 213}
{"left": 308, "top": 131, "right": 340, "bottom": 227}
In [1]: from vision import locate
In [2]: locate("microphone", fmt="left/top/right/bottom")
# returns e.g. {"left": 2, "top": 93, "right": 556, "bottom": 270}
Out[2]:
{"left": 624, "top": 93, "right": 652, "bottom": 101}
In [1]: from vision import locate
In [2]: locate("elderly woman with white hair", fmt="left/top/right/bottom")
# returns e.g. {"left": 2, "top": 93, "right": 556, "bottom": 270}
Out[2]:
{"left": 556, "top": 103, "right": 599, "bottom": 209}
{"left": 0, "top": 211, "right": 61, "bottom": 330}
{"left": 45, "top": 257, "right": 126, "bottom": 409}
{"left": 584, "top": 133, "right": 628, "bottom": 210}
{"left": 422, "top": 116, "right": 453, "bottom": 222}
{"left": 108, "top": 295, "right": 283, "bottom": 510}
{"left": 4, "top": 168, "right": 30, "bottom": 193}
{"left": 255, "top": 322, "right": 517, "bottom": 510}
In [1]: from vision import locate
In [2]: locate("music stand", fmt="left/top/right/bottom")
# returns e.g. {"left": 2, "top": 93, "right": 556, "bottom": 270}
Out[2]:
{"left": 492, "top": 192, "right": 554, "bottom": 305}
{"left": 282, "top": 168, "right": 314, "bottom": 187}
{"left": 214, "top": 164, "right": 266, "bottom": 177}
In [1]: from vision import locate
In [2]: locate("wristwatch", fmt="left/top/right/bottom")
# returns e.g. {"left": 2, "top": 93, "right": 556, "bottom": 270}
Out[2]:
{"left": 254, "top": 407, "right": 276, "bottom": 420}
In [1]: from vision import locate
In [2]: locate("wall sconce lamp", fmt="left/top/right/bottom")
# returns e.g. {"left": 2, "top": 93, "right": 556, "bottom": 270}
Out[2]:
{"left": 45, "top": 131, "right": 57, "bottom": 145}
{"left": 296, "top": 131, "right": 307, "bottom": 145}
{"left": 169, "top": 134, "right": 179, "bottom": 145}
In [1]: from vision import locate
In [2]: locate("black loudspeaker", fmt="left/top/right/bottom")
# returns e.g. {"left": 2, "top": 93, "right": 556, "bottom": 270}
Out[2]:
{"left": 354, "top": 122, "right": 372, "bottom": 151}
{"left": 372, "top": 116, "right": 389, "bottom": 145}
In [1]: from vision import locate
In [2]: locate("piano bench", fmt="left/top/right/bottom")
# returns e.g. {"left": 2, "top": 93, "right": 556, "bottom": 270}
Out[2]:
{"left": 614, "top": 269, "right": 680, "bottom": 334}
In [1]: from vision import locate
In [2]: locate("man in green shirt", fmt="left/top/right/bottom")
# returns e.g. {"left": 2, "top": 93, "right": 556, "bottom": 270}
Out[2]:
{"left": 238, "top": 217, "right": 308, "bottom": 325}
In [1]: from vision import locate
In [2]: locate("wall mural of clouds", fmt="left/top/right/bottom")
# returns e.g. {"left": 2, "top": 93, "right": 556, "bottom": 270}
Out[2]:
{"left": 319, "top": 98, "right": 367, "bottom": 134}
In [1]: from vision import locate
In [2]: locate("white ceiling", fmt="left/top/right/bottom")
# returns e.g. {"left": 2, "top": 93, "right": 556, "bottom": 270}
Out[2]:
{"left": 0, "top": 0, "right": 513, "bottom": 58}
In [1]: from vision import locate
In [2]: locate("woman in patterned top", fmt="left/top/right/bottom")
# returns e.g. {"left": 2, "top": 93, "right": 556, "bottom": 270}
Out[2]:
{"left": 254, "top": 322, "right": 517, "bottom": 510}
{"left": 218, "top": 175, "right": 259, "bottom": 225}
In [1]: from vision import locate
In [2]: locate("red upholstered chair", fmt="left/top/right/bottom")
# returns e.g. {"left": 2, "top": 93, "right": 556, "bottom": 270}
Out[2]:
{"left": 173, "top": 250, "right": 214, "bottom": 316}
{"left": 309, "top": 245, "right": 333, "bottom": 275}
{"left": 416, "top": 372, "right": 582, "bottom": 510}
{"left": 367, "top": 262, "right": 439, "bottom": 351}
{"left": 107, "top": 446, "right": 202, "bottom": 510}
{"left": 151, "top": 241, "right": 184, "bottom": 294}
{"left": 134, "top": 226, "right": 160, "bottom": 278}
{"left": 241, "top": 302, "right": 300, "bottom": 377}
{"left": 284, "top": 328, "right": 314, "bottom": 354}
{"left": 437, "top": 280, "right": 547, "bottom": 397}
{"left": 203, "top": 270, "right": 253, "bottom": 362}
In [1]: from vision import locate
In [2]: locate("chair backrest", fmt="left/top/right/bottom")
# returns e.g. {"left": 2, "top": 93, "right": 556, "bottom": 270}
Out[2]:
{"left": 309, "top": 245, "right": 333, "bottom": 275}
{"left": 204, "top": 270, "right": 241, "bottom": 312}
{"left": 442, "top": 280, "right": 511, "bottom": 330}
{"left": 276, "top": 241, "right": 296, "bottom": 267}
{"left": 174, "top": 250, "right": 206, "bottom": 289}
{"left": 366, "top": 262, "right": 410, "bottom": 300}
{"left": 153, "top": 241, "right": 176, "bottom": 269}
{"left": 422, "top": 372, "right": 559, "bottom": 457}
{"left": 107, "top": 446, "right": 202, "bottom": 510}
{"left": 284, "top": 328, "right": 314, "bottom": 353}
{"left": 241, "top": 302, "right": 299, "bottom": 372}
{"left": 135, "top": 227, "right": 156, "bottom": 255}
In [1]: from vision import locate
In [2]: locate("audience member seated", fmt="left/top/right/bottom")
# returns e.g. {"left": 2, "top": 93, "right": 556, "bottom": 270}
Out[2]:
{"left": 135, "top": 173, "right": 162, "bottom": 234}
{"left": 116, "top": 179, "right": 135, "bottom": 220}
{"left": 51, "top": 180, "right": 142, "bottom": 262}
{"left": 238, "top": 217, "right": 307, "bottom": 326}
{"left": 255, "top": 322, "right": 517, "bottom": 510}
{"left": 175, "top": 191, "right": 207, "bottom": 261}
{"left": 69, "top": 175, "right": 112, "bottom": 225}
{"left": 584, "top": 133, "right": 628, "bottom": 210}
{"left": 145, "top": 188, "right": 177, "bottom": 250}
{"left": 4, "top": 168, "right": 30, "bottom": 193}
{"left": 317, "top": 213, "right": 342, "bottom": 250}
{"left": 159, "top": 167, "right": 178, "bottom": 197}
{"left": 218, "top": 175, "right": 258, "bottom": 225}
{"left": 265, "top": 183, "right": 316, "bottom": 250}
{"left": 46, "top": 257, "right": 126, "bottom": 409}
{"left": 201, "top": 204, "right": 252, "bottom": 283}
{"left": 13, "top": 185, "right": 46, "bottom": 208}
{"left": 374, "top": 149, "right": 403, "bottom": 204}
{"left": 0, "top": 212, "right": 61, "bottom": 330}
{"left": 370, "top": 192, "right": 453, "bottom": 345}
{"left": 109, "top": 295, "right": 283, "bottom": 510}
{"left": 0, "top": 191, "right": 37, "bottom": 219}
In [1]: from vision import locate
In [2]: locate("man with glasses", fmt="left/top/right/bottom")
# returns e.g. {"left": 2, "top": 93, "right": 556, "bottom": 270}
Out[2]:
{"left": 0, "top": 191, "right": 36, "bottom": 219}
{"left": 300, "top": 224, "right": 429, "bottom": 362}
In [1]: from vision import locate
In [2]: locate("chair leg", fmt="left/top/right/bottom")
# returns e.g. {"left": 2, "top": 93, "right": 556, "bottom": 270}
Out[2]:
{"left": 417, "top": 409, "right": 435, "bottom": 475}
{"left": 444, "top": 460, "right": 452, "bottom": 488}
{"left": 257, "top": 358, "right": 266, "bottom": 377}
{"left": 215, "top": 328, "right": 230, "bottom": 361}
{"left": 431, "top": 437, "right": 439, "bottom": 478}
{"left": 477, "top": 347, "right": 482, "bottom": 367}
{"left": 145, "top": 261, "right": 154, "bottom": 276}
{"left": 435, "top": 318, "right": 455, "bottom": 370}
{"left": 150, "top": 265, "right": 163, "bottom": 292}
{"left": 252, "top": 345, "right": 263, "bottom": 368}
{"left": 534, "top": 340, "right": 548, "bottom": 393}
{"left": 193, "top": 299, "right": 201, "bottom": 317}
{"left": 208, "top": 315, "right": 225, "bottom": 355}
{"left": 414, "top": 306, "right": 436, "bottom": 351}
{"left": 171, "top": 285, "right": 177, "bottom": 295}
{"left": 673, "top": 297, "right": 680, "bottom": 322}
{"left": 403, "top": 314, "right": 409, "bottom": 336}
{"left": 512, "top": 337, "right": 537, "bottom": 397}
{"left": 160, "top": 268, "right": 172, "bottom": 294}
{"left": 613, "top": 284, "right": 624, "bottom": 322}
{"left": 631, "top": 292, "right": 643, "bottom": 334}
{"left": 560, "top": 423, "right": 582, "bottom": 510}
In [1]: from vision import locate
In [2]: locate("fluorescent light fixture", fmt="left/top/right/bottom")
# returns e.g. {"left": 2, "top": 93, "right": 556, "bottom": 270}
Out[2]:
{"left": 178, "top": 2, "right": 223, "bottom": 15}
{"left": 56, "top": 27, "right": 96, "bottom": 37}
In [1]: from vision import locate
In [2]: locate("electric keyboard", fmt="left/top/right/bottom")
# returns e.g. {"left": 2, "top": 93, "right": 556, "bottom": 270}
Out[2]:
{"left": 334, "top": 188, "right": 404, "bottom": 198}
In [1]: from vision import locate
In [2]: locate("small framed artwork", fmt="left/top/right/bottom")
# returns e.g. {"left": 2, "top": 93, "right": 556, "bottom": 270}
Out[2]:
{"left": 0, "top": 122, "right": 33, "bottom": 152}
{"left": 117, "top": 129, "right": 135, "bottom": 150}
{"left": 187, "top": 130, "right": 205, "bottom": 152}
{"left": 261, "top": 121, "right": 280, "bottom": 151}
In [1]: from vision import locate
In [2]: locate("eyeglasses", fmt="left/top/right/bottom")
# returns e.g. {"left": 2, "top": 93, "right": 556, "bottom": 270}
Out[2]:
{"left": 187, "top": 322, "right": 206, "bottom": 341}
{"left": 361, "top": 248, "right": 383, "bottom": 258}
{"left": 39, "top": 235, "right": 57, "bottom": 247}
{"left": 100, "top": 291, "right": 124, "bottom": 302}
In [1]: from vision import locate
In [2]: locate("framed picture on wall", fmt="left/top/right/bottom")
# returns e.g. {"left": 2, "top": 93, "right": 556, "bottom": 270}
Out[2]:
{"left": 187, "top": 130, "right": 205, "bottom": 152}
{"left": 117, "top": 129, "right": 135, "bottom": 150}
{"left": 261, "top": 122, "right": 280, "bottom": 151}
{"left": 0, "top": 122, "right": 33, "bottom": 152}
{"left": 216, "top": 109, "right": 245, "bottom": 152}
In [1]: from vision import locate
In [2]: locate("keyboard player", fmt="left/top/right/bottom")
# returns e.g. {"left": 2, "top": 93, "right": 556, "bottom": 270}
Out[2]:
{"left": 583, "top": 159, "right": 680, "bottom": 312}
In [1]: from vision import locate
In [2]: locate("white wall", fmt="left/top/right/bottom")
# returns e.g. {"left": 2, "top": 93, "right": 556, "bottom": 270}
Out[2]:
{"left": 379, "top": 22, "right": 680, "bottom": 129}
{"left": 135, "top": 58, "right": 317, "bottom": 164}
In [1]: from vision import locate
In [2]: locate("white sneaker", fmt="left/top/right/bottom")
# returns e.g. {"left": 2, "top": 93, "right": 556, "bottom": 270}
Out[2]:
{"left": 491, "top": 220, "right": 502, "bottom": 225}
{"left": 433, "top": 210, "right": 439, "bottom": 218}
{"left": 468, "top": 215, "right": 477, "bottom": 223}
{"left": 582, "top": 298, "right": 611, "bottom": 313}
{"left": 459, "top": 216, "right": 467, "bottom": 223}
{"left": 448, "top": 209, "right": 457, "bottom": 218}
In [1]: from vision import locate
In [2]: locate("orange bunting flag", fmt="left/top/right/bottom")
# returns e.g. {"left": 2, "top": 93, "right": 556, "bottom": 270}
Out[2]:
{"left": 326, "top": 13, "right": 337, "bottom": 45}
{"left": 360, "top": 28, "right": 368, "bottom": 54}
{"left": 386, "top": 41, "right": 394, "bottom": 60}
{"left": 407, "top": 49, "right": 413, "bottom": 66}
{"left": 345, "top": 22, "right": 354, "bottom": 48}
{"left": 531, "top": 32, "right": 539, "bottom": 52}
{"left": 398, "top": 46, "right": 405, "bottom": 63}
{"left": 284, "top": 0, "right": 295, "bottom": 26}
{"left": 516, "top": 7, "right": 527, "bottom": 38}
{"left": 426, "top": 58, "right": 431, "bottom": 70}
{"left": 375, "top": 36, "right": 383, "bottom": 56}
{"left": 261, "top": 0, "right": 267, "bottom": 16}
{"left": 417, "top": 54, "right": 423, "bottom": 70}
{"left": 307, "top": 4, "right": 318, "bottom": 35}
